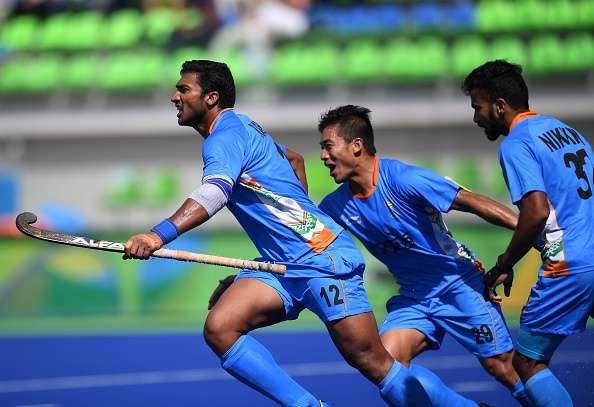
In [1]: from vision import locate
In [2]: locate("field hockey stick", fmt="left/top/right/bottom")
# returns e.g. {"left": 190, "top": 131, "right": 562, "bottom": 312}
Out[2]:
{"left": 15, "top": 212, "right": 286, "bottom": 275}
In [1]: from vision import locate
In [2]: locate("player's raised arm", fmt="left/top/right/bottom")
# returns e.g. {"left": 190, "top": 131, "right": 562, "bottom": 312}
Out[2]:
{"left": 450, "top": 188, "right": 518, "bottom": 230}
{"left": 285, "top": 148, "right": 309, "bottom": 193}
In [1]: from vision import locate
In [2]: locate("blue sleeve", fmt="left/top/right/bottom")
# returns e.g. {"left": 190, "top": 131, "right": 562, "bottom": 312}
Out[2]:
{"left": 319, "top": 193, "right": 345, "bottom": 227}
{"left": 319, "top": 195, "right": 335, "bottom": 218}
{"left": 202, "top": 124, "right": 247, "bottom": 183}
{"left": 499, "top": 138, "right": 545, "bottom": 205}
{"left": 398, "top": 165, "right": 460, "bottom": 212}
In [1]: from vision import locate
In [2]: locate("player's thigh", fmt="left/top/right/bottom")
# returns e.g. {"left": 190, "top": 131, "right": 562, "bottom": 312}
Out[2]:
{"left": 381, "top": 328, "right": 432, "bottom": 365}
{"left": 434, "top": 281, "right": 513, "bottom": 358}
{"left": 206, "top": 275, "right": 286, "bottom": 334}
{"left": 379, "top": 295, "right": 443, "bottom": 361}
{"left": 520, "top": 271, "right": 594, "bottom": 337}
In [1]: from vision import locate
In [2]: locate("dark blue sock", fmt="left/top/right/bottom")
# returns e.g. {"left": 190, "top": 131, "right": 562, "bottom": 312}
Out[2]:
{"left": 511, "top": 379, "right": 534, "bottom": 407}
{"left": 221, "top": 335, "right": 320, "bottom": 407}
{"left": 378, "top": 361, "right": 432, "bottom": 406}
{"left": 409, "top": 364, "right": 477, "bottom": 406}
{"left": 524, "top": 369, "right": 572, "bottom": 407}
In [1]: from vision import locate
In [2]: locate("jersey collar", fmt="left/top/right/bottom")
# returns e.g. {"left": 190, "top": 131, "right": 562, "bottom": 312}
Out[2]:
{"left": 352, "top": 156, "right": 379, "bottom": 200}
{"left": 509, "top": 111, "right": 538, "bottom": 131}
{"left": 208, "top": 108, "right": 234, "bottom": 134}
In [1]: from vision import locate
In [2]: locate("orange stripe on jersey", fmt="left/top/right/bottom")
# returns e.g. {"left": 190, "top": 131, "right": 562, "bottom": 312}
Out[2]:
{"left": 543, "top": 260, "right": 570, "bottom": 278}
{"left": 208, "top": 108, "right": 234, "bottom": 134}
{"left": 509, "top": 111, "right": 538, "bottom": 131}
{"left": 353, "top": 156, "right": 379, "bottom": 200}
{"left": 307, "top": 227, "right": 337, "bottom": 253}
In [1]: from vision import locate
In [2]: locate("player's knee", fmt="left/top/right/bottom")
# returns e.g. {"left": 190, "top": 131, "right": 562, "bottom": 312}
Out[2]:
{"left": 389, "top": 349, "right": 412, "bottom": 367}
{"left": 203, "top": 311, "right": 235, "bottom": 352}
{"left": 343, "top": 344, "right": 392, "bottom": 381}
{"left": 513, "top": 352, "right": 545, "bottom": 381}
{"left": 482, "top": 357, "right": 517, "bottom": 386}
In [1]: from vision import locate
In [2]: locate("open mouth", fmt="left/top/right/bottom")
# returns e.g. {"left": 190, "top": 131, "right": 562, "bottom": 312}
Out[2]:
{"left": 175, "top": 104, "right": 182, "bottom": 118}
{"left": 326, "top": 163, "right": 337, "bottom": 177}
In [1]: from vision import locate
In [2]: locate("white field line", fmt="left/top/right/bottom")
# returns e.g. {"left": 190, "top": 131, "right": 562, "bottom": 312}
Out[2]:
{"left": 0, "top": 351, "right": 592, "bottom": 394}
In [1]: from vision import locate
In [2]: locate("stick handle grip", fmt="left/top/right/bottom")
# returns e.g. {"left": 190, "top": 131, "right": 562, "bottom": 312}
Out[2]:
{"left": 153, "top": 248, "right": 286, "bottom": 275}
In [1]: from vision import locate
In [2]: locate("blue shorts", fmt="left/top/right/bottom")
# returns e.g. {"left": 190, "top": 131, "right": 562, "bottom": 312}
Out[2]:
{"left": 235, "top": 271, "right": 372, "bottom": 323}
{"left": 516, "top": 329, "right": 566, "bottom": 361}
{"left": 520, "top": 270, "right": 594, "bottom": 337}
{"left": 379, "top": 275, "right": 513, "bottom": 358}
{"left": 236, "top": 237, "right": 371, "bottom": 324}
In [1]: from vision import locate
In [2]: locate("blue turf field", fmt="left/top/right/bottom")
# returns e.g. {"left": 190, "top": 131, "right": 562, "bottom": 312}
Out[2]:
{"left": 1, "top": 329, "right": 592, "bottom": 406}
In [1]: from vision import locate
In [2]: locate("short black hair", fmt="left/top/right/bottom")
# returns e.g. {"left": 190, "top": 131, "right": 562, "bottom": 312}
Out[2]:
{"left": 181, "top": 60, "right": 236, "bottom": 109}
{"left": 461, "top": 60, "right": 529, "bottom": 110}
{"left": 318, "top": 105, "right": 376, "bottom": 155}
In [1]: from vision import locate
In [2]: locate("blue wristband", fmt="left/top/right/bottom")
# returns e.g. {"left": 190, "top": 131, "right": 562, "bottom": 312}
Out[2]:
{"left": 150, "top": 218, "right": 178, "bottom": 244}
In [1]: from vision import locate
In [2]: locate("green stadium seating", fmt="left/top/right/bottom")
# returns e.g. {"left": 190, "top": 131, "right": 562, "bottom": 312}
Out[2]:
{"left": 547, "top": 0, "right": 578, "bottom": 30}
{"left": 144, "top": 7, "right": 203, "bottom": 46}
{"left": 489, "top": 36, "right": 527, "bottom": 68}
{"left": 451, "top": 36, "right": 488, "bottom": 77}
{"left": 384, "top": 37, "right": 446, "bottom": 81}
{"left": 343, "top": 39, "right": 384, "bottom": 82}
{"left": 0, "top": 15, "right": 39, "bottom": 51}
{"left": 106, "top": 9, "right": 143, "bottom": 49}
{"left": 414, "top": 37, "right": 448, "bottom": 79}
{"left": 528, "top": 35, "right": 565, "bottom": 74}
{"left": 0, "top": 57, "right": 27, "bottom": 93}
{"left": 518, "top": 0, "right": 547, "bottom": 31}
{"left": 0, "top": 55, "right": 62, "bottom": 93}
{"left": 145, "top": 8, "right": 177, "bottom": 45}
{"left": 24, "top": 54, "right": 64, "bottom": 92}
{"left": 66, "top": 11, "right": 104, "bottom": 50}
{"left": 63, "top": 53, "right": 99, "bottom": 90}
{"left": 39, "top": 13, "right": 72, "bottom": 50}
{"left": 384, "top": 38, "right": 417, "bottom": 80}
{"left": 271, "top": 42, "right": 339, "bottom": 85}
{"left": 578, "top": 0, "right": 594, "bottom": 28}
{"left": 476, "top": 1, "right": 522, "bottom": 33}
{"left": 99, "top": 50, "right": 165, "bottom": 90}
{"left": 565, "top": 33, "right": 594, "bottom": 72}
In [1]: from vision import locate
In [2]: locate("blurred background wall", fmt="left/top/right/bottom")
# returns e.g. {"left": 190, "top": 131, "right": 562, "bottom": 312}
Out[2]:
{"left": 1, "top": 0, "right": 593, "bottom": 334}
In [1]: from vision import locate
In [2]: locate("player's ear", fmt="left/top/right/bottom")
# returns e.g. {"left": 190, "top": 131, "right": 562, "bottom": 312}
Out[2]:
{"left": 494, "top": 98, "right": 507, "bottom": 118}
{"left": 352, "top": 137, "right": 363, "bottom": 157}
{"left": 205, "top": 91, "right": 220, "bottom": 108}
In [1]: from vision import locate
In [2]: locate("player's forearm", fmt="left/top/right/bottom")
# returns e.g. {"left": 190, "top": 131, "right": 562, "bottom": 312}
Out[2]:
{"left": 499, "top": 214, "right": 546, "bottom": 268}
{"left": 499, "top": 196, "right": 549, "bottom": 268}
{"left": 451, "top": 189, "right": 517, "bottom": 230}
{"left": 169, "top": 198, "right": 211, "bottom": 234}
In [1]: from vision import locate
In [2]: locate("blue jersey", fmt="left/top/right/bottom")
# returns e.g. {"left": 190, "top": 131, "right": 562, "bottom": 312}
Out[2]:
{"left": 319, "top": 158, "right": 484, "bottom": 299}
{"left": 499, "top": 112, "right": 594, "bottom": 277}
{"left": 202, "top": 109, "right": 347, "bottom": 276}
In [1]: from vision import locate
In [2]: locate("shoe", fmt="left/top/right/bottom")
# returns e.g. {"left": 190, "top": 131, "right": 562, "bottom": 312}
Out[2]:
{"left": 319, "top": 401, "right": 331, "bottom": 407}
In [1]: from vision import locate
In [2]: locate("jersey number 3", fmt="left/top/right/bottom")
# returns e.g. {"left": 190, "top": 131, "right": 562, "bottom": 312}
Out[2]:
{"left": 564, "top": 149, "right": 594, "bottom": 200}
{"left": 320, "top": 284, "right": 344, "bottom": 307}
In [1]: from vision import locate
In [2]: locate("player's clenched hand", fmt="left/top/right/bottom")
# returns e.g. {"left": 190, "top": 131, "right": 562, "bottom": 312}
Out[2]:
{"left": 208, "top": 274, "right": 236, "bottom": 310}
{"left": 123, "top": 232, "right": 163, "bottom": 260}
{"left": 483, "top": 259, "right": 514, "bottom": 299}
